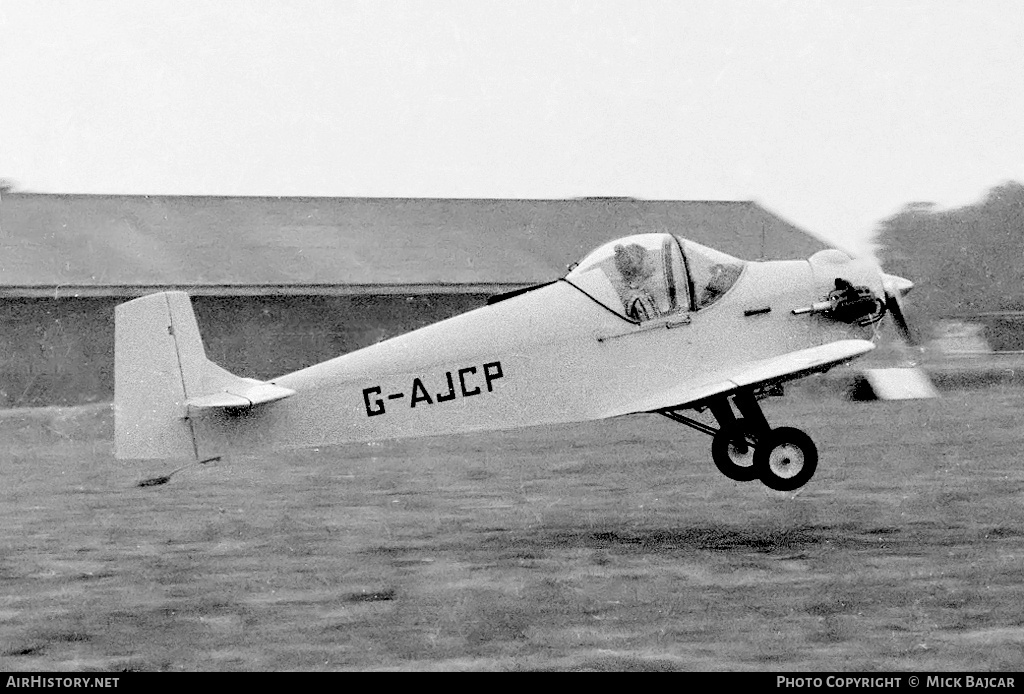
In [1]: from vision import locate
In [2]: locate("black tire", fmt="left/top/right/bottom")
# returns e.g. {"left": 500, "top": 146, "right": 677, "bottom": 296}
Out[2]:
{"left": 711, "top": 418, "right": 759, "bottom": 482}
{"left": 754, "top": 427, "right": 818, "bottom": 491}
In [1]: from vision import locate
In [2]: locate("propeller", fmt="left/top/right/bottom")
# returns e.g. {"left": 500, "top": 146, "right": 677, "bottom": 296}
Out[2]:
{"left": 801, "top": 229, "right": 920, "bottom": 346}
{"left": 799, "top": 229, "right": 936, "bottom": 398}
{"left": 881, "top": 273, "right": 917, "bottom": 346}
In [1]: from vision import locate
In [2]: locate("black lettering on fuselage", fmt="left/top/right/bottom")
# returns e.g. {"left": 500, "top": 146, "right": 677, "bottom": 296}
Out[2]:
{"left": 410, "top": 378, "right": 433, "bottom": 407}
{"left": 458, "top": 367, "right": 480, "bottom": 397}
{"left": 483, "top": 361, "right": 503, "bottom": 391}
{"left": 363, "top": 361, "right": 504, "bottom": 417}
{"left": 363, "top": 386, "right": 385, "bottom": 417}
{"left": 436, "top": 372, "right": 457, "bottom": 402}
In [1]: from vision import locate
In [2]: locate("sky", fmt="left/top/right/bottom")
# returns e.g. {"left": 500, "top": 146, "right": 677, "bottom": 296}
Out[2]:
{"left": 2, "top": 0, "right": 1023, "bottom": 254}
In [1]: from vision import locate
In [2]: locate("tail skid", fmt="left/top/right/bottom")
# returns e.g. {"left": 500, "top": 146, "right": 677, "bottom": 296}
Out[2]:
{"left": 114, "top": 292, "right": 294, "bottom": 460}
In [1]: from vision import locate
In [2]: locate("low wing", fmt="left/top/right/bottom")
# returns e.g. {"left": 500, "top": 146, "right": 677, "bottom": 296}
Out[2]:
{"left": 629, "top": 339, "right": 876, "bottom": 413}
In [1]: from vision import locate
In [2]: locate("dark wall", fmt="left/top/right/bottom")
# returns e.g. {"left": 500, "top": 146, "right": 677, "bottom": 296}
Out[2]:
{"left": 1, "top": 298, "right": 115, "bottom": 408}
{"left": 979, "top": 316, "right": 1024, "bottom": 352}
{"left": 0, "top": 294, "right": 487, "bottom": 408}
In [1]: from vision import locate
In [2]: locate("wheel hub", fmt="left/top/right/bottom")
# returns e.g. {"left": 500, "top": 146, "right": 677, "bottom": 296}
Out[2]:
{"left": 768, "top": 444, "right": 804, "bottom": 479}
{"left": 727, "top": 438, "right": 754, "bottom": 468}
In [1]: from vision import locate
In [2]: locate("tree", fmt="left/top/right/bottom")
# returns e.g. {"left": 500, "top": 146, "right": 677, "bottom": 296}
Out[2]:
{"left": 875, "top": 181, "right": 1024, "bottom": 339}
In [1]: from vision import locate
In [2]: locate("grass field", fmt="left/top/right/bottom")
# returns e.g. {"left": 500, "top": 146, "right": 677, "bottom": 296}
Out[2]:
{"left": 2, "top": 382, "right": 1024, "bottom": 671}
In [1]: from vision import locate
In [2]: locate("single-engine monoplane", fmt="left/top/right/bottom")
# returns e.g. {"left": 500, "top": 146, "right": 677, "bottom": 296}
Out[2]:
{"left": 115, "top": 232, "right": 923, "bottom": 491}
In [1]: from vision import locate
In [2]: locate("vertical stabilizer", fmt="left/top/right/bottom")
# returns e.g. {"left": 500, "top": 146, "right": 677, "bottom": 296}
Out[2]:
{"left": 114, "top": 292, "right": 206, "bottom": 460}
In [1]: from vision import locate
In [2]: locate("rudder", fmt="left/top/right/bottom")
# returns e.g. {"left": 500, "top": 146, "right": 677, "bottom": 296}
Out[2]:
{"left": 114, "top": 292, "right": 207, "bottom": 460}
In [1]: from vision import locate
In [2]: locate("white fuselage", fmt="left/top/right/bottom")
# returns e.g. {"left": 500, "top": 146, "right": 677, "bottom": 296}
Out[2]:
{"left": 187, "top": 254, "right": 879, "bottom": 459}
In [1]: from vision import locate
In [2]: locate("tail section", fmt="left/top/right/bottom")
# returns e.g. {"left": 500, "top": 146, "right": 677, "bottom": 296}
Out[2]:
{"left": 114, "top": 291, "right": 294, "bottom": 460}
{"left": 115, "top": 292, "right": 204, "bottom": 460}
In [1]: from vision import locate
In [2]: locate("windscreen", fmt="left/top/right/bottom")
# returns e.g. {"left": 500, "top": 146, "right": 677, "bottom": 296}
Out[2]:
{"left": 566, "top": 233, "right": 689, "bottom": 321}
{"left": 682, "top": 239, "right": 745, "bottom": 309}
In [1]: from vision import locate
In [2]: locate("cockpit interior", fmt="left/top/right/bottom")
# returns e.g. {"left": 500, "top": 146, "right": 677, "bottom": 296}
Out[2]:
{"left": 565, "top": 233, "right": 746, "bottom": 321}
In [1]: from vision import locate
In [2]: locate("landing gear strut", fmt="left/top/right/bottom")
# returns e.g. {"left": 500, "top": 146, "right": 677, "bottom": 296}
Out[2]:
{"left": 660, "top": 388, "right": 818, "bottom": 491}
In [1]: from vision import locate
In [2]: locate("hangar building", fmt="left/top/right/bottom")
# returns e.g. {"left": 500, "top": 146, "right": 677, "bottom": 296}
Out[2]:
{"left": 0, "top": 193, "right": 827, "bottom": 407}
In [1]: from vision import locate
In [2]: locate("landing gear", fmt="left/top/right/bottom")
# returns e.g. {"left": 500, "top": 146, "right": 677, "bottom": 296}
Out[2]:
{"left": 659, "top": 387, "right": 819, "bottom": 491}
{"left": 754, "top": 426, "right": 817, "bottom": 491}
{"left": 711, "top": 419, "right": 758, "bottom": 482}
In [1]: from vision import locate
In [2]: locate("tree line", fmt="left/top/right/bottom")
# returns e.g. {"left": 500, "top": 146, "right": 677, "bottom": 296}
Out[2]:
{"left": 875, "top": 181, "right": 1024, "bottom": 339}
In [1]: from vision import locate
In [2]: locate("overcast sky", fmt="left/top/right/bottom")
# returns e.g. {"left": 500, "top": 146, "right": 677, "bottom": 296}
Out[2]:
{"left": 2, "top": 0, "right": 1022, "bottom": 253}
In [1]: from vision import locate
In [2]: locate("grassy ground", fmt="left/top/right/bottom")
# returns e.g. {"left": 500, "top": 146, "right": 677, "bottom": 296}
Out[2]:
{"left": 1, "top": 383, "right": 1023, "bottom": 671}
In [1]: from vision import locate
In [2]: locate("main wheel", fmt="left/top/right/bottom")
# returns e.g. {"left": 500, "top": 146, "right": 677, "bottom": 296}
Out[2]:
{"left": 711, "top": 418, "right": 759, "bottom": 482}
{"left": 753, "top": 427, "right": 818, "bottom": 491}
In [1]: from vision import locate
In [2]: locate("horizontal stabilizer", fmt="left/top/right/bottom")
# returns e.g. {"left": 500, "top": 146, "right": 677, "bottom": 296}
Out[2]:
{"left": 187, "top": 380, "right": 296, "bottom": 409}
{"left": 115, "top": 290, "right": 297, "bottom": 460}
{"left": 862, "top": 367, "right": 938, "bottom": 400}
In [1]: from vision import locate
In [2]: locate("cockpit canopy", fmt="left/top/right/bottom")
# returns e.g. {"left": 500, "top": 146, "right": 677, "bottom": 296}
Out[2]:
{"left": 565, "top": 233, "right": 745, "bottom": 321}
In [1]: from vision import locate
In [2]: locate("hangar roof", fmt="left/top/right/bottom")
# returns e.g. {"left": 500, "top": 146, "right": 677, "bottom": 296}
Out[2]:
{"left": 0, "top": 193, "right": 826, "bottom": 295}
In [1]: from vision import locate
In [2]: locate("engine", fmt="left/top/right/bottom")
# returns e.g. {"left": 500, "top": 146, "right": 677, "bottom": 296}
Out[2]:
{"left": 793, "top": 278, "right": 885, "bottom": 325}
